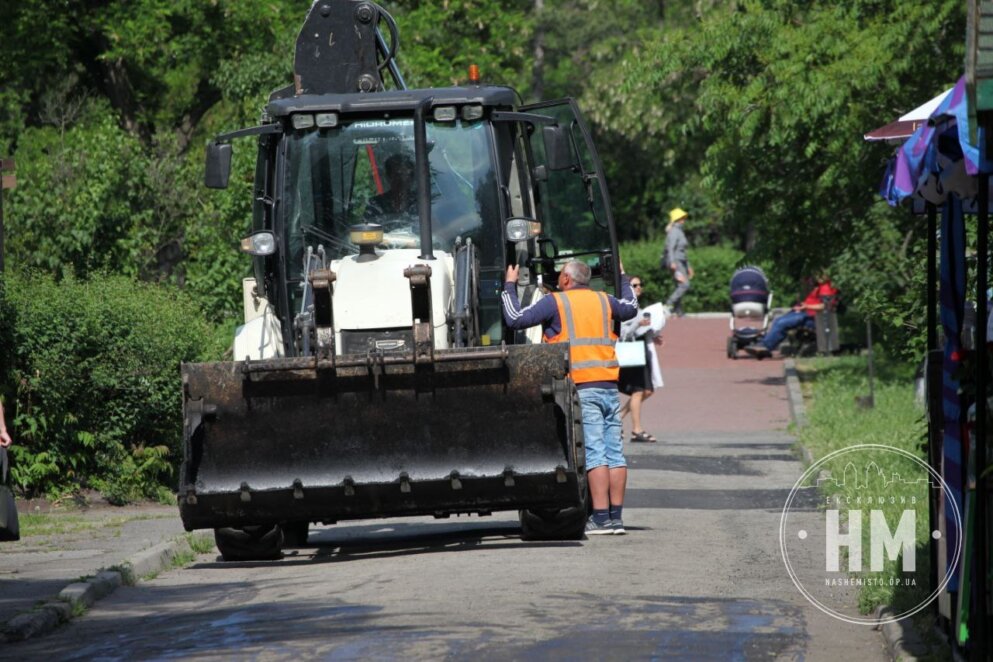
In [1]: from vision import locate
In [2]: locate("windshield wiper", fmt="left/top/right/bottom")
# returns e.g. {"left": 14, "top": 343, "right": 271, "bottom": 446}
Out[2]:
{"left": 301, "top": 224, "right": 337, "bottom": 245}
{"left": 301, "top": 224, "right": 356, "bottom": 255}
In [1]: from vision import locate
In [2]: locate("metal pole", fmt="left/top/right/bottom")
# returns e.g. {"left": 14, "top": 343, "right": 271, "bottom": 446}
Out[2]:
{"left": 865, "top": 320, "right": 875, "bottom": 407}
{"left": 413, "top": 97, "right": 434, "bottom": 261}
{"left": 926, "top": 201, "right": 939, "bottom": 616}
{"left": 974, "top": 174, "right": 989, "bottom": 661}
{"left": 929, "top": 202, "right": 938, "bottom": 352}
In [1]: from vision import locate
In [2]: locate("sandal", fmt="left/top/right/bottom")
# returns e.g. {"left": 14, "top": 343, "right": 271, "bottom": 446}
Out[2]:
{"left": 630, "top": 430, "right": 657, "bottom": 443}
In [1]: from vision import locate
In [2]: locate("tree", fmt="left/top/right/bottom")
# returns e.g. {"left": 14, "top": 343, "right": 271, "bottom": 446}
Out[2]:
{"left": 390, "top": 0, "right": 535, "bottom": 91}
{"left": 583, "top": 0, "right": 964, "bottom": 350}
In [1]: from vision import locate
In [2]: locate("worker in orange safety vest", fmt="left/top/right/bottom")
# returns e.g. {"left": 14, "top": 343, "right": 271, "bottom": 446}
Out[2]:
{"left": 502, "top": 259, "right": 638, "bottom": 535}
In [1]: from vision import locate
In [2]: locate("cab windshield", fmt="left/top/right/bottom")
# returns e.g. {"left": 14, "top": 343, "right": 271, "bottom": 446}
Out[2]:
{"left": 282, "top": 117, "right": 502, "bottom": 274}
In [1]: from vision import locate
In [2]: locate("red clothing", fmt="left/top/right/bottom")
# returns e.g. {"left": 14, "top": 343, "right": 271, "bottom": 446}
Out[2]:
{"left": 802, "top": 282, "right": 838, "bottom": 317}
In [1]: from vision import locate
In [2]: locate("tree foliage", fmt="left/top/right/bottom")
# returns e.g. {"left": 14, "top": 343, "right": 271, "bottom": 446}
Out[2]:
{"left": 584, "top": 0, "right": 964, "bottom": 352}
{"left": 392, "top": 0, "right": 535, "bottom": 91}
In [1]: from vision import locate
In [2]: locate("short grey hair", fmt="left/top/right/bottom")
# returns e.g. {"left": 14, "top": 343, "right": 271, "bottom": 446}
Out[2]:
{"left": 562, "top": 260, "right": 591, "bottom": 286}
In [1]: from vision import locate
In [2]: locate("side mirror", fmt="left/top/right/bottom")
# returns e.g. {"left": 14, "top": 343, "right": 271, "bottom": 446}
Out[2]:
{"left": 542, "top": 125, "right": 576, "bottom": 171}
{"left": 205, "top": 142, "right": 233, "bottom": 189}
{"left": 537, "top": 237, "right": 558, "bottom": 260}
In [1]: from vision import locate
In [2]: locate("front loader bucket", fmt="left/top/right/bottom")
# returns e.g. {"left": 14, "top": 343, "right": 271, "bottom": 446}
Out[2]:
{"left": 178, "top": 344, "right": 585, "bottom": 530}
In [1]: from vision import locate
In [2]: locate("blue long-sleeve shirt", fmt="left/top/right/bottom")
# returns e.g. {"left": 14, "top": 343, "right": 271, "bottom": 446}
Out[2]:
{"left": 502, "top": 276, "right": 639, "bottom": 388}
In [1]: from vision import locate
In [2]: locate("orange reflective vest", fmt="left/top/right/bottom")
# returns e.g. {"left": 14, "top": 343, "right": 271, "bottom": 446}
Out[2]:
{"left": 546, "top": 289, "right": 619, "bottom": 384}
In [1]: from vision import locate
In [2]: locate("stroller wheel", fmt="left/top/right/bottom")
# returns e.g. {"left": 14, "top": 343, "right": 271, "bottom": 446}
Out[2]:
{"left": 727, "top": 336, "right": 737, "bottom": 359}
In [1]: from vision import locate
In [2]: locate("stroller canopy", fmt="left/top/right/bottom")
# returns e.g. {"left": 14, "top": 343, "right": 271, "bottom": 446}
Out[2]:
{"left": 730, "top": 266, "right": 769, "bottom": 305}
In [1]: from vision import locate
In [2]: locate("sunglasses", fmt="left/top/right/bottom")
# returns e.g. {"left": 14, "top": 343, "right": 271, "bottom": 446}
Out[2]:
{"left": 631, "top": 282, "right": 644, "bottom": 288}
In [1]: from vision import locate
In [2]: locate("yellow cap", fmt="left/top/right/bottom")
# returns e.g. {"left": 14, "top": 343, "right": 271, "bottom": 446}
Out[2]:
{"left": 669, "top": 207, "right": 688, "bottom": 223}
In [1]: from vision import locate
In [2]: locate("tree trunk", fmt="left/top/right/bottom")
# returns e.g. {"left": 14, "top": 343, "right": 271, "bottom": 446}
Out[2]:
{"left": 531, "top": 0, "right": 545, "bottom": 101}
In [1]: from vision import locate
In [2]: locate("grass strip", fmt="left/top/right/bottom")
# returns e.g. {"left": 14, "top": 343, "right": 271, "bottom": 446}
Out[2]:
{"left": 795, "top": 353, "right": 931, "bottom": 615}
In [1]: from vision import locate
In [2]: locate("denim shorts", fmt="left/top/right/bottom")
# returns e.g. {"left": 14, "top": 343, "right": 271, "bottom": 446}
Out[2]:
{"left": 578, "top": 387, "right": 625, "bottom": 470}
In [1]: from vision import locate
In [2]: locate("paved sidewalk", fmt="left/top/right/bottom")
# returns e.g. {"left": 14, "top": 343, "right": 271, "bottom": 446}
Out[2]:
{"left": 622, "top": 316, "right": 888, "bottom": 660}
{"left": 644, "top": 315, "right": 790, "bottom": 437}
{"left": 0, "top": 502, "right": 184, "bottom": 627}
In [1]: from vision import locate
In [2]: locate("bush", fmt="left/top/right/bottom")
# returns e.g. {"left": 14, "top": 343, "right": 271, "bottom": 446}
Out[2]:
{"left": 6, "top": 98, "right": 252, "bottom": 326}
{"left": 619, "top": 241, "right": 767, "bottom": 312}
{"left": 1, "top": 271, "right": 218, "bottom": 501}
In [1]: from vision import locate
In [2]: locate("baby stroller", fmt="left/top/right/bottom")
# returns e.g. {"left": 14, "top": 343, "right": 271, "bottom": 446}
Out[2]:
{"left": 727, "top": 266, "right": 772, "bottom": 359}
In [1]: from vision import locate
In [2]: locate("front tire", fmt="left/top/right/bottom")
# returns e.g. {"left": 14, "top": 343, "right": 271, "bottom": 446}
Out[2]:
{"left": 281, "top": 521, "right": 310, "bottom": 548}
{"left": 214, "top": 524, "right": 284, "bottom": 561}
{"left": 519, "top": 382, "right": 588, "bottom": 541}
{"left": 519, "top": 506, "right": 586, "bottom": 541}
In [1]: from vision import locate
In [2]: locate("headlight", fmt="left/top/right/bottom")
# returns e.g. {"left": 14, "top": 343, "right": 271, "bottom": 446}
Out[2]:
{"left": 316, "top": 112, "right": 338, "bottom": 128}
{"left": 292, "top": 114, "right": 315, "bottom": 130}
{"left": 433, "top": 106, "right": 457, "bottom": 122}
{"left": 240, "top": 231, "right": 276, "bottom": 256}
{"left": 505, "top": 218, "right": 542, "bottom": 242}
{"left": 461, "top": 105, "right": 483, "bottom": 121}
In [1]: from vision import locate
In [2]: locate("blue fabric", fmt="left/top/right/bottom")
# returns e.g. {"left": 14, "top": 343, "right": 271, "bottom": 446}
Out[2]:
{"left": 940, "top": 196, "right": 966, "bottom": 591}
{"left": 761, "top": 310, "right": 814, "bottom": 351}
{"left": 578, "top": 387, "right": 624, "bottom": 470}
{"left": 931, "top": 77, "right": 985, "bottom": 176}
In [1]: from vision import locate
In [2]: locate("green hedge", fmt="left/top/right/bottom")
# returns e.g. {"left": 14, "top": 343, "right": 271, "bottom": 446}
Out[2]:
{"left": 619, "top": 241, "right": 758, "bottom": 312}
{"left": 0, "top": 271, "right": 222, "bottom": 503}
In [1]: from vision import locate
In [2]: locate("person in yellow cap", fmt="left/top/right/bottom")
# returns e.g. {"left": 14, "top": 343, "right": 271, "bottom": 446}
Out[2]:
{"left": 662, "top": 207, "right": 693, "bottom": 315}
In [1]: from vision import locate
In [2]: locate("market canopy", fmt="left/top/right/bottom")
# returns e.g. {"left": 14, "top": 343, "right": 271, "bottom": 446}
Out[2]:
{"left": 864, "top": 88, "right": 952, "bottom": 142}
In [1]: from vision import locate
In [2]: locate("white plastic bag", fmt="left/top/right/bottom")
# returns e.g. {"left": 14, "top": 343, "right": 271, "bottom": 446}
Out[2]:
{"left": 640, "top": 302, "right": 667, "bottom": 335}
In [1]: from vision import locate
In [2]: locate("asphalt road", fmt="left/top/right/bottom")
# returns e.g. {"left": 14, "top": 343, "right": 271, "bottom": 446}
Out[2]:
{"left": 1, "top": 318, "right": 889, "bottom": 660}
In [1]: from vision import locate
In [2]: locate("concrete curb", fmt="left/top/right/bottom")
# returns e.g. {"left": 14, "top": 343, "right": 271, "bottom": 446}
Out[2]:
{"left": 783, "top": 359, "right": 808, "bottom": 430}
{"left": 0, "top": 534, "right": 201, "bottom": 645}
{"left": 680, "top": 312, "right": 730, "bottom": 320}
{"left": 873, "top": 606, "right": 929, "bottom": 661}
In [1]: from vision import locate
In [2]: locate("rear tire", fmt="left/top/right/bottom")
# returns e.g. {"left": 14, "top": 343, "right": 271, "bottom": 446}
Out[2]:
{"left": 214, "top": 525, "right": 284, "bottom": 561}
{"left": 281, "top": 521, "right": 310, "bottom": 548}
{"left": 727, "top": 337, "right": 737, "bottom": 359}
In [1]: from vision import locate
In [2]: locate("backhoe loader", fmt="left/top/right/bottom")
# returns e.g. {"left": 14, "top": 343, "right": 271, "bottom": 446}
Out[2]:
{"left": 180, "top": 0, "right": 623, "bottom": 560}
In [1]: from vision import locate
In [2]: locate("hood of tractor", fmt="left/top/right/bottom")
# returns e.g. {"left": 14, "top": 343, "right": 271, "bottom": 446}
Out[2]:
{"left": 332, "top": 249, "right": 453, "bottom": 351}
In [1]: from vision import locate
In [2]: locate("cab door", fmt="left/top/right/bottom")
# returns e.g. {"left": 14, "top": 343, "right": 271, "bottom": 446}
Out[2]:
{"left": 519, "top": 99, "right": 621, "bottom": 294}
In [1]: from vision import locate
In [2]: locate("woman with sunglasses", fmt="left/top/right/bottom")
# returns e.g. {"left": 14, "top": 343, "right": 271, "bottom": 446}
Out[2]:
{"left": 618, "top": 277, "right": 664, "bottom": 443}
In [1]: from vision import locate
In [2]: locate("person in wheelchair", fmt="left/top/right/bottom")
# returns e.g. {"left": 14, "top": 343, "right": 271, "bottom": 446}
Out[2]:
{"left": 745, "top": 272, "right": 837, "bottom": 358}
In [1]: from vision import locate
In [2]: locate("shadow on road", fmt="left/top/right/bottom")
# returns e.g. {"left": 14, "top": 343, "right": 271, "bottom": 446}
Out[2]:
{"left": 190, "top": 520, "right": 582, "bottom": 570}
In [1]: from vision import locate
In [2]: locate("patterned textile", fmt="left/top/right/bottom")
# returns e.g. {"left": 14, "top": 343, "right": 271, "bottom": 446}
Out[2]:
{"left": 881, "top": 76, "right": 991, "bottom": 205}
